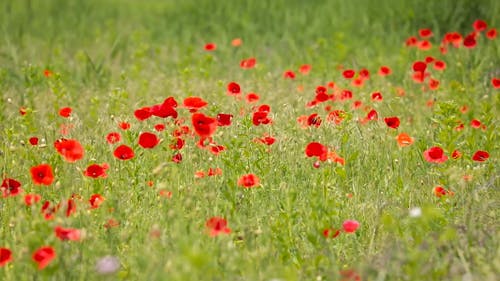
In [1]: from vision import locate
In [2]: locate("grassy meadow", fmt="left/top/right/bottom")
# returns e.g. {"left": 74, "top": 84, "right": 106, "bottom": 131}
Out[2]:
{"left": 0, "top": 0, "right": 499, "bottom": 280}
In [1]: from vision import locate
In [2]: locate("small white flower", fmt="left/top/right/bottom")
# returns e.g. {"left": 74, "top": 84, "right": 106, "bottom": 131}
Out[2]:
{"left": 409, "top": 207, "right": 422, "bottom": 218}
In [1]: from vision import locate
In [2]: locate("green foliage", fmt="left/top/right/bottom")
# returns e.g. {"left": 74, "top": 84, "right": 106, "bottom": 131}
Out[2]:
{"left": 0, "top": 0, "right": 499, "bottom": 280}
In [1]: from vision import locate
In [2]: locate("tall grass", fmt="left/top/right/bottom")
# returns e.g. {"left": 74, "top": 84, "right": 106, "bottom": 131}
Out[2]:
{"left": 0, "top": 0, "right": 499, "bottom": 280}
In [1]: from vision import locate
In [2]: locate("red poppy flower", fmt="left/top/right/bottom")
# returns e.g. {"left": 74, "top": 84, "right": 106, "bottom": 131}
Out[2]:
{"left": 470, "top": 119, "right": 481, "bottom": 128}
{"left": 472, "top": 150, "right": 489, "bottom": 162}
{"left": 29, "top": 137, "right": 39, "bottom": 145}
{"left": 417, "top": 40, "right": 432, "bottom": 50}
{"left": 412, "top": 61, "right": 427, "bottom": 72}
{"left": 30, "top": 164, "right": 54, "bottom": 185}
{"left": 154, "top": 123, "right": 166, "bottom": 132}
{"left": 463, "top": 35, "right": 477, "bottom": 48}
{"left": 283, "top": 70, "right": 296, "bottom": 79}
{"left": 323, "top": 228, "right": 341, "bottom": 238}
{"left": 451, "top": 150, "right": 462, "bottom": 159}
{"left": 307, "top": 113, "right": 322, "bottom": 127}
{"left": 172, "top": 153, "right": 183, "bottom": 163}
{"left": 327, "top": 110, "right": 346, "bottom": 125}
{"left": 1, "top": 178, "right": 22, "bottom": 197}
{"left": 25, "top": 194, "right": 42, "bottom": 206}
{"left": 0, "top": 248, "right": 12, "bottom": 267}
{"left": 473, "top": 19, "right": 487, "bottom": 32}
{"left": 366, "top": 109, "right": 378, "bottom": 121}
{"left": 492, "top": 78, "right": 500, "bottom": 89}
{"left": 429, "top": 78, "right": 440, "bottom": 90}
{"left": 384, "top": 117, "right": 399, "bottom": 129}
{"left": 252, "top": 106, "right": 272, "bottom": 126}
{"left": 192, "top": 113, "right": 217, "bottom": 138}
{"left": 118, "top": 121, "right": 131, "bottom": 130}
{"left": 486, "top": 28, "right": 497, "bottom": 39}
{"left": 378, "top": 66, "right": 392, "bottom": 76}
{"left": 183, "top": 97, "right": 208, "bottom": 112}
{"left": 106, "top": 132, "right": 121, "bottom": 144}
{"left": 169, "top": 138, "right": 185, "bottom": 150}
{"left": 352, "top": 100, "right": 363, "bottom": 109}
{"left": 54, "top": 226, "right": 81, "bottom": 241}
{"left": 43, "top": 69, "right": 53, "bottom": 77}
{"left": 150, "top": 97, "right": 178, "bottom": 119}
{"left": 134, "top": 107, "right": 152, "bottom": 121}
{"left": 138, "top": 132, "right": 159, "bottom": 149}
{"left": 204, "top": 43, "right": 216, "bottom": 51}
{"left": 406, "top": 36, "right": 418, "bottom": 46}
{"left": 59, "top": 107, "right": 72, "bottom": 118}
{"left": 299, "top": 64, "right": 312, "bottom": 75}
{"left": 434, "top": 186, "right": 454, "bottom": 197}
{"left": 424, "top": 56, "right": 434, "bottom": 63}
{"left": 89, "top": 194, "right": 105, "bottom": 209}
{"left": 206, "top": 217, "right": 231, "bottom": 237}
{"left": 443, "top": 32, "right": 463, "bottom": 47}
{"left": 54, "top": 139, "right": 84, "bottom": 162}
{"left": 227, "top": 82, "right": 241, "bottom": 96}
{"left": 340, "top": 90, "right": 353, "bottom": 100}
{"left": 113, "top": 145, "right": 134, "bottom": 160}
{"left": 231, "top": 38, "right": 242, "bottom": 47}
{"left": 245, "top": 93, "right": 260, "bottom": 103}
{"left": 359, "top": 68, "right": 370, "bottom": 79}
{"left": 423, "top": 146, "right": 448, "bottom": 163}
{"left": 342, "top": 220, "right": 360, "bottom": 233}
{"left": 342, "top": 69, "right": 355, "bottom": 79}
{"left": 214, "top": 113, "right": 231, "bottom": 127}
{"left": 396, "top": 133, "right": 414, "bottom": 147}
{"left": 240, "top": 57, "right": 256, "bottom": 69}
{"left": 419, "top": 28, "right": 433, "bottom": 38}
{"left": 208, "top": 144, "right": 225, "bottom": 155}
{"left": 32, "top": 246, "right": 56, "bottom": 270}
{"left": 351, "top": 78, "right": 364, "bottom": 87}
{"left": 237, "top": 174, "right": 260, "bottom": 188}
{"left": 305, "top": 142, "right": 328, "bottom": 162}
{"left": 84, "top": 163, "right": 108, "bottom": 178}
{"left": 433, "top": 60, "right": 446, "bottom": 71}
{"left": 371, "top": 92, "right": 383, "bottom": 101}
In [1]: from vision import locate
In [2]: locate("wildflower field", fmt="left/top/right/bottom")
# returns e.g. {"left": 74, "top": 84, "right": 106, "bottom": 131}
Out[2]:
{"left": 0, "top": 0, "right": 499, "bottom": 280}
